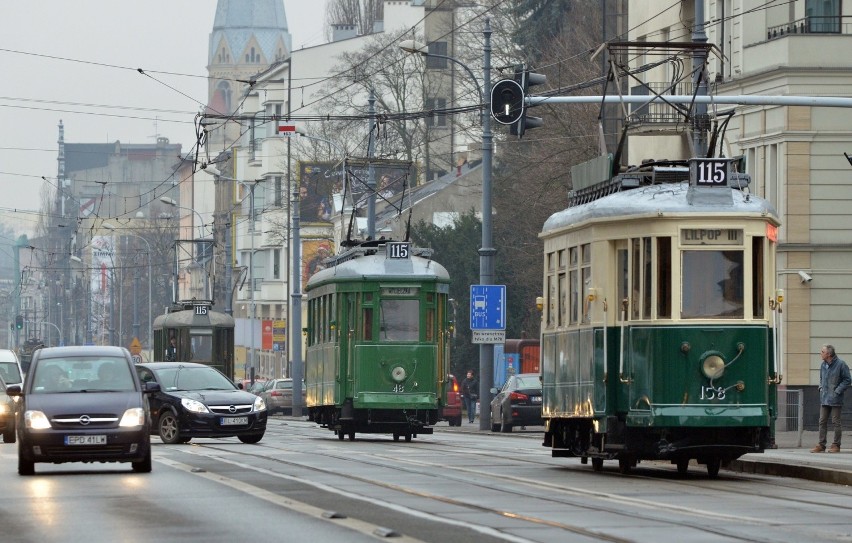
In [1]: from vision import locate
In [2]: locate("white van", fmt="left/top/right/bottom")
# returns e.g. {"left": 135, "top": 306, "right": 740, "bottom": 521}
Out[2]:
{"left": 0, "top": 349, "right": 24, "bottom": 387}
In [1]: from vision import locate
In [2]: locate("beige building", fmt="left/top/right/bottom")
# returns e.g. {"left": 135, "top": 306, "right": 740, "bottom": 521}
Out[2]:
{"left": 627, "top": 0, "right": 852, "bottom": 417}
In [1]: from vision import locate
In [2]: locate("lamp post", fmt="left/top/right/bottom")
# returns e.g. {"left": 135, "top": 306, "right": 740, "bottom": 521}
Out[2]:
{"left": 400, "top": 19, "right": 494, "bottom": 430}
{"left": 289, "top": 130, "right": 345, "bottom": 417}
{"left": 103, "top": 223, "right": 152, "bottom": 350}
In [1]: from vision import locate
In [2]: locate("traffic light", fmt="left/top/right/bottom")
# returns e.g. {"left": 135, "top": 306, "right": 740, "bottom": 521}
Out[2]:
{"left": 509, "top": 64, "right": 546, "bottom": 138}
{"left": 15, "top": 315, "right": 23, "bottom": 330}
{"left": 490, "top": 78, "right": 524, "bottom": 126}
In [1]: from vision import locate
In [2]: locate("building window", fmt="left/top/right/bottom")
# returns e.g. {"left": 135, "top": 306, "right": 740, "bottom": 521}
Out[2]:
{"left": 806, "top": 0, "right": 840, "bottom": 33}
{"left": 266, "top": 103, "right": 283, "bottom": 138}
{"left": 273, "top": 249, "right": 281, "bottom": 279}
{"left": 425, "top": 98, "right": 447, "bottom": 127}
{"left": 426, "top": 41, "right": 447, "bottom": 69}
{"left": 272, "top": 175, "right": 283, "bottom": 207}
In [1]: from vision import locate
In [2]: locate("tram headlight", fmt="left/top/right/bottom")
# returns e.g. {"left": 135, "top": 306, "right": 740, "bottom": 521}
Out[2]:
{"left": 391, "top": 366, "right": 407, "bottom": 382}
{"left": 701, "top": 355, "right": 725, "bottom": 380}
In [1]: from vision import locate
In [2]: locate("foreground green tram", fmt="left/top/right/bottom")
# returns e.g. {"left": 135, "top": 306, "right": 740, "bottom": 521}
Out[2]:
{"left": 305, "top": 240, "right": 452, "bottom": 441}
{"left": 540, "top": 159, "right": 782, "bottom": 477}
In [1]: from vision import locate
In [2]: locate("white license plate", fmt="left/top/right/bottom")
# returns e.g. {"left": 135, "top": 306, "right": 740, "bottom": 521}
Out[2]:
{"left": 531, "top": 397, "right": 542, "bottom": 403}
{"left": 65, "top": 435, "right": 107, "bottom": 445}
{"left": 220, "top": 416, "right": 248, "bottom": 426}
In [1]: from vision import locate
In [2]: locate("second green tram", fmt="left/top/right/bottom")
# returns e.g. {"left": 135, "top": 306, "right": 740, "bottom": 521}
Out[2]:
{"left": 305, "top": 239, "right": 452, "bottom": 441}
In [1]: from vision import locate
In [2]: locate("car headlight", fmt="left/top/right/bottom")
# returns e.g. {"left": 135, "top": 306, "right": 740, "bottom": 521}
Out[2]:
{"left": 119, "top": 407, "right": 145, "bottom": 428}
{"left": 0, "top": 404, "right": 8, "bottom": 415}
{"left": 25, "top": 410, "right": 51, "bottom": 430}
{"left": 254, "top": 396, "right": 267, "bottom": 412}
{"left": 180, "top": 397, "right": 210, "bottom": 414}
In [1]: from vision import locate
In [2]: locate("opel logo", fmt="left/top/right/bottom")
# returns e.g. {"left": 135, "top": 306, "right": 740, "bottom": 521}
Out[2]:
{"left": 79, "top": 415, "right": 91, "bottom": 425}
{"left": 229, "top": 405, "right": 236, "bottom": 413}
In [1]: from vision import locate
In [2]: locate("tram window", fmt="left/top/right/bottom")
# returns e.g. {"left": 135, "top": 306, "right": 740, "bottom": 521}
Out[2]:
{"left": 681, "top": 250, "right": 744, "bottom": 318}
{"left": 657, "top": 237, "right": 672, "bottom": 318}
{"left": 617, "top": 247, "right": 628, "bottom": 320}
{"left": 631, "top": 239, "right": 641, "bottom": 319}
{"left": 379, "top": 299, "right": 419, "bottom": 341}
{"left": 642, "top": 238, "right": 652, "bottom": 319}
{"left": 558, "top": 250, "right": 566, "bottom": 268}
{"left": 558, "top": 273, "right": 567, "bottom": 326}
{"left": 548, "top": 252, "right": 556, "bottom": 272}
{"left": 426, "top": 307, "right": 435, "bottom": 342}
{"left": 546, "top": 276, "right": 555, "bottom": 327}
{"left": 581, "top": 244, "right": 591, "bottom": 322}
{"left": 569, "top": 247, "right": 578, "bottom": 324}
{"left": 752, "top": 237, "right": 765, "bottom": 318}
{"left": 363, "top": 306, "right": 374, "bottom": 341}
{"left": 190, "top": 334, "right": 212, "bottom": 362}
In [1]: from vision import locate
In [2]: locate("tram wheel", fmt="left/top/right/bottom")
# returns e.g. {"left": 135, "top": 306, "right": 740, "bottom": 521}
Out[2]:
{"left": 337, "top": 430, "right": 345, "bottom": 441}
{"left": 393, "top": 434, "right": 400, "bottom": 442}
{"left": 348, "top": 432, "right": 355, "bottom": 441}
{"left": 706, "top": 458, "right": 721, "bottom": 479}
{"left": 405, "top": 434, "right": 412, "bottom": 443}
{"left": 618, "top": 457, "right": 632, "bottom": 475}
{"left": 591, "top": 458, "right": 604, "bottom": 472}
{"left": 676, "top": 459, "right": 690, "bottom": 476}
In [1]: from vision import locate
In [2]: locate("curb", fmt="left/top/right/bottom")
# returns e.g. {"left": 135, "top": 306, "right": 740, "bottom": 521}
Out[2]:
{"left": 726, "top": 458, "right": 852, "bottom": 485}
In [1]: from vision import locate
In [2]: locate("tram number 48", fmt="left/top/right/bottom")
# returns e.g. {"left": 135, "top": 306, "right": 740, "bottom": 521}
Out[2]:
{"left": 700, "top": 385, "right": 726, "bottom": 401}
{"left": 694, "top": 159, "right": 728, "bottom": 187}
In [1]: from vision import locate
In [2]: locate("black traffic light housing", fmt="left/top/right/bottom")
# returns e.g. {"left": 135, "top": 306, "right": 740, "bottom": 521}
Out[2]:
{"left": 15, "top": 315, "right": 23, "bottom": 330}
{"left": 510, "top": 64, "right": 546, "bottom": 138}
{"left": 490, "top": 79, "right": 524, "bottom": 125}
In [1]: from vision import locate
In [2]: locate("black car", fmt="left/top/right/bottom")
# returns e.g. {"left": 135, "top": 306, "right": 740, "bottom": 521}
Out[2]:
{"left": 489, "top": 373, "right": 543, "bottom": 433}
{"left": 8, "top": 346, "right": 157, "bottom": 475}
{"left": 136, "top": 362, "right": 268, "bottom": 444}
{"left": 1, "top": 375, "right": 16, "bottom": 443}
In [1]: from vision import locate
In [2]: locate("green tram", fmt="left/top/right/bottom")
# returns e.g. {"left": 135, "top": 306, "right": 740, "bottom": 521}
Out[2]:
{"left": 305, "top": 239, "right": 452, "bottom": 441}
{"left": 540, "top": 158, "right": 782, "bottom": 477}
{"left": 153, "top": 303, "right": 235, "bottom": 379}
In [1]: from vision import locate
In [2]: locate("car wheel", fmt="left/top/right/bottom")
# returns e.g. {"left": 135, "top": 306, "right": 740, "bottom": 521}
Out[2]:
{"left": 132, "top": 447, "right": 152, "bottom": 473}
{"left": 491, "top": 422, "right": 500, "bottom": 432}
{"left": 238, "top": 433, "right": 264, "bottom": 444}
{"left": 18, "top": 441, "right": 34, "bottom": 476}
{"left": 158, "top": 411, "right": 182, "bottom": 444}
{"left": 453, "top": 416, "right": 462, "bottom": 427}
{"left": 3, "top": 426, "right": 15, "bottom": 443}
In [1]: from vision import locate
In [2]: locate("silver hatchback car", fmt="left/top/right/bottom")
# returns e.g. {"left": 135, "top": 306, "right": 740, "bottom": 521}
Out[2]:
{"left": 259, "top": 379, "right": 305, "bottom": 415}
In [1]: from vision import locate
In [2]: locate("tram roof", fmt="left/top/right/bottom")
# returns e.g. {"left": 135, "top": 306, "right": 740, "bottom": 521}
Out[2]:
{"left": 307, "top": 251, "right": 449, "bottom": 288}
{"left": 153, "top": 308, "right": 235, "bottom": 329}
{"left": 542, "top": 182, "right": 779, "bottom": 234}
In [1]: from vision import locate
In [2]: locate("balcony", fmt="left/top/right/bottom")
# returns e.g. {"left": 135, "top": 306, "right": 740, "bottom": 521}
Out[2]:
{"left": 767, "top": 16, "right": 852, "bottom": 40}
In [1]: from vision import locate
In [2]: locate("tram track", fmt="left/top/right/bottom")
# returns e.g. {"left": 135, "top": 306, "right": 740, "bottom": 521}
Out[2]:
{"left": 154, "top": 421, "right": 848, "bottom": 543}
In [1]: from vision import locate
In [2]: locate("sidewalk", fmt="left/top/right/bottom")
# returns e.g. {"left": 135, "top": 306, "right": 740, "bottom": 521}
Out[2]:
{"left": 727, "top": 430, "right": 852, "bottom": 485}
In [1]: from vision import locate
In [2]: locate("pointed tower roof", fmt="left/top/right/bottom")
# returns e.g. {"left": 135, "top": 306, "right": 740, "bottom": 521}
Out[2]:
{"left": 209, "top": 0, "right": 292, "bottom": 65}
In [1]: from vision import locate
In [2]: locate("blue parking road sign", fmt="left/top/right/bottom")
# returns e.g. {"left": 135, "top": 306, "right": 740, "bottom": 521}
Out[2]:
{"left": 470, "top": 285, "right": 506, "bottom": 330}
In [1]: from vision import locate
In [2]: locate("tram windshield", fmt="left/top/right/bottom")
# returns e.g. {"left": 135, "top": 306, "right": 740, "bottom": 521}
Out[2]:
{"left": 379, "top": 299, "right": 419, "bottom": 341}
{"left": 681, "top": 250, "right": 744, "bottom": 318}
{"left": 190, "top": 333, "right": 213, "bottom": 362}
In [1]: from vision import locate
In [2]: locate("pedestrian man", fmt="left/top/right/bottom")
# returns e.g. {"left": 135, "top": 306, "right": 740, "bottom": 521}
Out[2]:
{"left": 811, "top": 344, "right": 851, "bottom": 453}
{"left": 461, "top": 370, "right": 479, "bottom": 424}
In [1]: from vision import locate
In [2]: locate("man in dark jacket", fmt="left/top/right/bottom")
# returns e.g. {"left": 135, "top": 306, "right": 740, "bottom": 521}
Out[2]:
{"left": 461, "top": 370, "right": 479, "bottom": 424}
{"left": 811, "top": 344, "right": 852, "bottom": 453}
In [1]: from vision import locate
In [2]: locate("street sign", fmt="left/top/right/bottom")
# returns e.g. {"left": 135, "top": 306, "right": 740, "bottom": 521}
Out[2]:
{"left": 129, "top": 337, "right": 142, "bottom": 356}
{"left": 131, "top": 355, "right": 142, "bottom": 364}
{"left": 278, "top": 124, "right": 297, "bottom": 136}
{"left": 470, "top": 285, "right": 506, "bottom": 330}
{"left": 472, "top": 330, "right": 506, "bottom": 344}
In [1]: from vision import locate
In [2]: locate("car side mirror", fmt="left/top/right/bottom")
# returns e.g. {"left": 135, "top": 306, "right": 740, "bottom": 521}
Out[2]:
{"left": 6, "top": 384, "right": 21, "bottom": 397}
{"left": 143, "top": 381, "right": 161, "bottom": 393}
{"left": 237, "top": 382, "right": 244, "bottom": 390}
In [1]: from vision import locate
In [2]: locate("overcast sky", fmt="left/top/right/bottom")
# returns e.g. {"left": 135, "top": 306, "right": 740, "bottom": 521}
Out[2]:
{"left": 0, "top": 0, "right": 327, "bottom": 232}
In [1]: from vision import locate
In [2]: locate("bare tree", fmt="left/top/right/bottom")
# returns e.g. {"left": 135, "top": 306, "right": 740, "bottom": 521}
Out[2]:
{"left": 325, "top": 0, "right": 384, "bottom": 38}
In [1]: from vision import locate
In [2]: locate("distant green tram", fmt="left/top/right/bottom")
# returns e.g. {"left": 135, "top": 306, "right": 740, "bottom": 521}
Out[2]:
{"left": 305, "top": 239, "right": 452, "bottom": 441}
{"left": 540, "top": 159, "right": 782, "bottom": 477}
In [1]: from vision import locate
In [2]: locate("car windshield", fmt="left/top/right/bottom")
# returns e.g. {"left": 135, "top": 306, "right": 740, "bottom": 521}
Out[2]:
{"left": 30, "top": 357, "right": 135, "bottom": 393}
{"left": 153, "top": 366, "right": 236, "bottom": 391}
{"left": 0, "top": 361, "right": 22, "bottom": 384}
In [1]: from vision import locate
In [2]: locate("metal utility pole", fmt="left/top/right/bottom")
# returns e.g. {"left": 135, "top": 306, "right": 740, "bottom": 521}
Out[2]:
{"left": 290, "top": 173, "right": 303, "bottom": 416}
{"left": 478, "top": 18, "right": 495, "bottom": 431}
{"left": 692, "top": 0, "right": 709, "bottom": 157}
{"left": 366, "top": 91, "right": 377, "bottom": 239}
